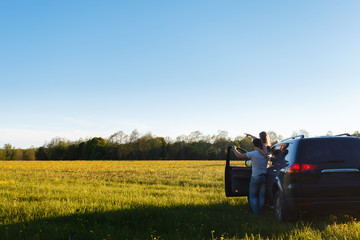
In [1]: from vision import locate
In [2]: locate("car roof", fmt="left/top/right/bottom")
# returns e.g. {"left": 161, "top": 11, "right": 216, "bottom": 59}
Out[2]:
{"left": 279, "top": 135, "right": 359, "bottom": 144}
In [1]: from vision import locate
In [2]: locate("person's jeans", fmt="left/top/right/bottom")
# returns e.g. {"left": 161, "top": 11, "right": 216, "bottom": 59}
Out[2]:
{"left": 249, "top": 175, "right": 266, "bottom": 214}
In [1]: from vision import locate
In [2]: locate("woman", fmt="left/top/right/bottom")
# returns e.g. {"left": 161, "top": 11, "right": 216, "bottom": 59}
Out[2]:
{"left": 245, "top": 131, "right": 271, "bottom": 158}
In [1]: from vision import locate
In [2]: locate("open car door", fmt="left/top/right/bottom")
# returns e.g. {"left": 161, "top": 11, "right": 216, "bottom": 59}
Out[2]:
{"left": 225, "top": 146, "right": 252, "bottom": 197}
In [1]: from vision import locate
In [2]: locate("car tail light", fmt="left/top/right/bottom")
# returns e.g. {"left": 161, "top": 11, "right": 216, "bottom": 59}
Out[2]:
{"left": 288, "top": 163, "right": 301, "bottom": 173}
{"left": 288, "top": 163, "right": 317, "bottom": 173}
{"left": 301, "top": 164, "right": 317, "bottom": 171}
{"left": 297, "top": 202, "right": 310, "bottom": 206}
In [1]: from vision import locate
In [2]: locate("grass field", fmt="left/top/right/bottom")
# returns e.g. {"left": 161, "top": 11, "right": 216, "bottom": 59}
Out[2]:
{"left": 0, "top": 160, "right": 359, "bottom": 240}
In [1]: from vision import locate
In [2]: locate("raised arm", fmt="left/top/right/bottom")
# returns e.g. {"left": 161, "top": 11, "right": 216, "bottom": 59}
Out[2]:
{"left": 245, "top": 133, "right": 257, "bottom": 139}
{"left": 232, "top": 146, "right": 249, "bottom": 160}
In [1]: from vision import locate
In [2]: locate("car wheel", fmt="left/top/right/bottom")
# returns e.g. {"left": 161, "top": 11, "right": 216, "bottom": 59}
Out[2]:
{"left": 274, "top": 190, "right": 288, "bottom": 221}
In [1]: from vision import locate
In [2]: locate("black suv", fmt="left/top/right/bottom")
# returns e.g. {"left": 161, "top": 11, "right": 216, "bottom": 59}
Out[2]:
{"left": 225, "top": 134, "right": 360, "bottom": 221}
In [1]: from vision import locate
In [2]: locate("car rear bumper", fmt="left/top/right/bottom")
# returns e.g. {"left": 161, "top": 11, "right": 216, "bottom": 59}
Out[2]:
{"left": 287, "top": 197, "right": 360, "bottom": 211}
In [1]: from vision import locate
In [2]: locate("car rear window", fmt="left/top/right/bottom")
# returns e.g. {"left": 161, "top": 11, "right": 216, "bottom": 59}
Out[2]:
{"left": 299, "top": 138, "right": 360, "bottom": 164}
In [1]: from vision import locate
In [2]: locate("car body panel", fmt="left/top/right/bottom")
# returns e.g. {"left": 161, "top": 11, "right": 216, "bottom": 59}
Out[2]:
{"left": 298, "top": 138, "right": 360, "bottom": 198}
{"left": 225, "top": 166, "right": 251, "bottom": 197}
{"left": 225, "top": 146, "right": 251, "bottom": 197}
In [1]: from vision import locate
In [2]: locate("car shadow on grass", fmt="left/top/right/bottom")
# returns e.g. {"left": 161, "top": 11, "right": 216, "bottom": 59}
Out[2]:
{"left": 0, "top": 200, "right": 357, "bottom": 240}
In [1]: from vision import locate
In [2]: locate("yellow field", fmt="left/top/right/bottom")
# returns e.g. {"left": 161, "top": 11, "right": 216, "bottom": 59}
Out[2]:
{"left": 0, "top": 161, "right": 358, "bottom": 240}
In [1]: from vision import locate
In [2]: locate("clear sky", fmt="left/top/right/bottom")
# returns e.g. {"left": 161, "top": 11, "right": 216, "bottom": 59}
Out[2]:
{"left": 1, "top": 0, "right": 360, "bottom": 148}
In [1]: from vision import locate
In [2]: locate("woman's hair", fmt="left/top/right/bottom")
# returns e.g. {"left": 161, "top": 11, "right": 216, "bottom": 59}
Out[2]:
{"left": 259, "top": 131, "right": 271, "bottom": 147}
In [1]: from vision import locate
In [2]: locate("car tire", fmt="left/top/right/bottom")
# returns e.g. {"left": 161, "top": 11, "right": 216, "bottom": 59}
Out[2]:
{"left": 274, "top": 190, "right": 289, "bottom": 221}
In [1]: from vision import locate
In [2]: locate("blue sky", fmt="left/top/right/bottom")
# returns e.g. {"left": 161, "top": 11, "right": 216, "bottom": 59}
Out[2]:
{"left": 1, "top": 0, "right": 360, "bottom": 148}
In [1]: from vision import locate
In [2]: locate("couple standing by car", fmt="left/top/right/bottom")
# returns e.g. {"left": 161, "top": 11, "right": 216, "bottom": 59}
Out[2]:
{"left": 232, "top": 131, "right": 271, "bottom": 215}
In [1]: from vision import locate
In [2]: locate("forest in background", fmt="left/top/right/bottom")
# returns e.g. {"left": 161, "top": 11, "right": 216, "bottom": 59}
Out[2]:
{"left": 0, "top": 130, "right": 359, "bottom": 160}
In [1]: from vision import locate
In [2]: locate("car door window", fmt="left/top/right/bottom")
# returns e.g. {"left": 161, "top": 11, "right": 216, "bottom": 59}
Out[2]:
{"left": 271, "top": 143, "right": 294, "bottom": 167}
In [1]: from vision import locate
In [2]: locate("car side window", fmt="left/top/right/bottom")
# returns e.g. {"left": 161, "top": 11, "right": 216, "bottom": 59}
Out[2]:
{"left": 299, "top": 139, "right": 360, "bottom": 164}
{"left": 270, "top": 143, "right": 293, "bottom": 167}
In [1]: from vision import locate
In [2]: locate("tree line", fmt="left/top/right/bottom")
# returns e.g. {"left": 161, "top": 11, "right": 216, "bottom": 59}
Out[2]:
{"left": 0, "top": 130, "right": 359, "bottom": 160}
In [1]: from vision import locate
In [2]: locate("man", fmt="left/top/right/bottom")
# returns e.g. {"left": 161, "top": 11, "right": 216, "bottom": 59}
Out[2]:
{"left": 232, "top": 138, "right": 268, "bottom": 214}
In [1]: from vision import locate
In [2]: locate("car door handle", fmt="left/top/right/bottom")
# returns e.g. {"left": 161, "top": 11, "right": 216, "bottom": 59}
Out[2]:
{"left": 321, "top": 168, "right": 359, "bottom": 173}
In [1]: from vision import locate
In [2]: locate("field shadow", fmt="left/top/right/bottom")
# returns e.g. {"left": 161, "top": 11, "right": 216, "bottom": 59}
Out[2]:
{"left": 0, "top": 201, "right": 358, "bottom": 240}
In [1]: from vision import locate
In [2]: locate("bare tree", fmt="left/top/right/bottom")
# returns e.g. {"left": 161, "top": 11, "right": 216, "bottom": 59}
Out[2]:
{"left": 268, "top": 131, "right": 283, "bottom": 144}
{"left": 129, "top": 129, "right": 140, "bottom": 143}
{"left": 326, "top": 131, "right": 333, "bottom": 136}
{"left": 189, "top": 131, "right": 204, "bottom": 143}
{"left": 108, "top": 131, "right": 129, "bottom": 144}
{"left": 215, "top": 130, "right": 229, "bottom": 141}
{"left": 292, "top": 129, "right": 310, "bottom": 138}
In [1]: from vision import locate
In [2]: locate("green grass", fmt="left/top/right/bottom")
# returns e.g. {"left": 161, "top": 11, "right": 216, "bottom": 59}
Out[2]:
{"left": 0, "top": 161, "right": 359, "bottom": 239}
